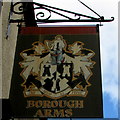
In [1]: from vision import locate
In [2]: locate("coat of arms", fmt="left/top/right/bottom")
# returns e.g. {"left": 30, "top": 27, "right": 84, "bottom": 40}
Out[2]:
{"left": 19, "top": 35, "right": 95, "bottom": 99}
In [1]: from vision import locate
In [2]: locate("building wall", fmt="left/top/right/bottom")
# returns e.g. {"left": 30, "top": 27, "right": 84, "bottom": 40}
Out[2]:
{"left": 0, "top": 0, "right": 2, "bottom": 100}
{"left": 1, "top": 1, "right": 23, "bottom": 99}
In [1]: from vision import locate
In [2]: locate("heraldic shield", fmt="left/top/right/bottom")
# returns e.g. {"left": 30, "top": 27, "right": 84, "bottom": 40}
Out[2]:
{"left": 19, "top": 35, "right": 95, "bottom": 99}
{"left": 9, "top": 26, "right": 103, "bottom": 118}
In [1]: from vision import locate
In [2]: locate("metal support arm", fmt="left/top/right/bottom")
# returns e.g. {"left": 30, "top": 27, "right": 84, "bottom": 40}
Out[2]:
{"left": 10, "top": 2, "right": 114, "bottom": 24}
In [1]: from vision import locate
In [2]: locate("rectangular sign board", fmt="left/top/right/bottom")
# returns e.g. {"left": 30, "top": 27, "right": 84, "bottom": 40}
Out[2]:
{"left": 9, "top": 25, "right": 103, "bottom": 118}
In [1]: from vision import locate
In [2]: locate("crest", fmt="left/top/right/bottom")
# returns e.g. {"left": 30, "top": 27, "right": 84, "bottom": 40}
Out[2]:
{"left": 19, "top": 35, "right": 95, "bottom": 99}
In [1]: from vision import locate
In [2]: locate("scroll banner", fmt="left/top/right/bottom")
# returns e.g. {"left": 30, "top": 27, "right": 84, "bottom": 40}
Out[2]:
{"left": 9, "top": 25, "right": 103, "bottom": 118}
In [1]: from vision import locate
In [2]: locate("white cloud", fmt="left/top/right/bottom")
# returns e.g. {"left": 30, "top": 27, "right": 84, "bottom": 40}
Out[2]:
{"left": 98, "top": 1, "right": 118, "bottom": 109}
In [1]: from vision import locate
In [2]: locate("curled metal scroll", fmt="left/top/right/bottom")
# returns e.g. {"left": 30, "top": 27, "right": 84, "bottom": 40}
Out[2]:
{"left": 35, "top": 8, "right": 51, "bottom": 20}
{"left": 110, "top": 17, "right": 114, "bottom": 21}
{"left": 11, "top": 2, "right": 24, "bottom": 14}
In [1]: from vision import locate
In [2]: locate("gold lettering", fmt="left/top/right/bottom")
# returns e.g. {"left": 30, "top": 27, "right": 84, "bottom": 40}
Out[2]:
{"left": 26, "top": 100, "right": 35, "bottom": 108}
{"left": 65, "top": 109, "right": 73, "bottom": 117}
{"left": 44, "top": 109, "right": 52, "bottom": 117}
{"left": 35, "top": 101, "right": 42, "bottom": 108}
{"left": 53, "top": 109, "right": 65, "bottom": 117}
{"left": 35, "top": 109, "right": 44, "bottom": 117}
{"left": 42, "top": 101, "right": 51, "bottom": 108}
{"left": 67, "top": 100, "right": 75, "bottom": 108}
{"left": 51, "top": 101, "right": 58, "bottom": 108}
{"left": 26, "top": 100, "right": 84, "bottom": 109}
{"left": 59, "top": 100, "right": 66, "bottom": 108}
{"left": 75, "top": 100, "right": 84, "bottom": 108}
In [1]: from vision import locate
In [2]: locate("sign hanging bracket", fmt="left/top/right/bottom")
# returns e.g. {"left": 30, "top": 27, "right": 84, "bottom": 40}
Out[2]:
{"left": 9, "top": 2, "right": 114, "bottom": 24}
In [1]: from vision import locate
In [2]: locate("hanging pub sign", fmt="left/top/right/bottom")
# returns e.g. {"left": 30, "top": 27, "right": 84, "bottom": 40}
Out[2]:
{"left": 9, "top": 25, "right": 103, "bottom": 118}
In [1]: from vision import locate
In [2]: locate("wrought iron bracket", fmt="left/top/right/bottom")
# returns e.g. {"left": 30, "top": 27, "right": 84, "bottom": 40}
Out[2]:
{"left": 9, "top": 2, "right": 114, "bottom": 24}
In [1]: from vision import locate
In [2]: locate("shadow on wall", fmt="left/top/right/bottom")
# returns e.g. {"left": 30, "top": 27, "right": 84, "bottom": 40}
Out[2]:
{"left": 0, "top": 2, "right": 2, "bottom": 15}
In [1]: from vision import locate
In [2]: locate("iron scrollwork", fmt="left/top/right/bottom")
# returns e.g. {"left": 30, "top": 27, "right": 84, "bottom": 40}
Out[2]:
{"left": 35, "top": 8, "right": 51, "bottom": 21}
{"left": 10, "top": 2, "right": 114, "bottom": 23}
{"left": 33, "top": 2, "right": 96, "bottom": 21}
{"left": 11, "top": 2, "right": 24, "bottom": 14}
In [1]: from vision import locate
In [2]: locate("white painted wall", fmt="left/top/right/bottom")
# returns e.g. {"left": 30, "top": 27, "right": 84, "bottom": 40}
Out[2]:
{"left": 1, "top": 1, "right": 23, "bottom": 99}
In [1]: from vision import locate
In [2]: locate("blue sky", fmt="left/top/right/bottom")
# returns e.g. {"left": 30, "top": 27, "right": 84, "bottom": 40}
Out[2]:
{"left": 103, "top": 93, "right": 118, "bottom": 118}
{"left": 33, "top": 0, "right": 118, "bottom": 118}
